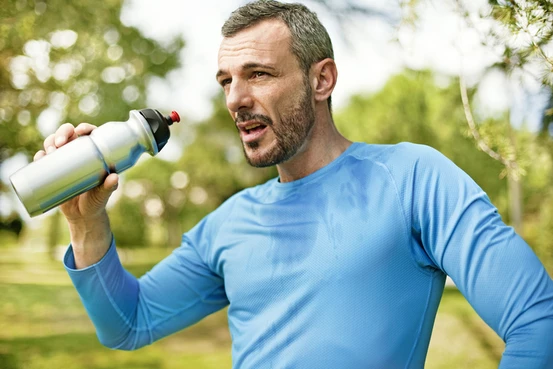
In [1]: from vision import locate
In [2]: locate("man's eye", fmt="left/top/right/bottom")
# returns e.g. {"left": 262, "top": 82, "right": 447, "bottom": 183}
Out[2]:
{"left": 221, "top": 78, "right": 231, "bottom": 87}
{"left": 253, "top": 71, "right": 267, "bottom": 78}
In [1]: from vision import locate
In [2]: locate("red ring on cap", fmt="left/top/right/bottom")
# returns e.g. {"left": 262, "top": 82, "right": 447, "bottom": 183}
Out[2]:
{"left": 169, "top": 111, "right": 180, "bottom": 123}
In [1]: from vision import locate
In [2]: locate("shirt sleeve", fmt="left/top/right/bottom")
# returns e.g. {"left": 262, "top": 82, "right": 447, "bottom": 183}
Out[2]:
{"left": 404, "top": 144, "right": 553, "bottom": 368}
{"left": 64, "top": 234, "right": 228, "bottom": 350}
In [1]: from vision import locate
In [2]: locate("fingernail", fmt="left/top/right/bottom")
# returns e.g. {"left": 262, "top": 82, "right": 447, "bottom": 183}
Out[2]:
{"left": 55, "top": 136, "right": 66, "bottom": 146}
{"left": 46, "top": 146, "right": 55, "bottom": 154}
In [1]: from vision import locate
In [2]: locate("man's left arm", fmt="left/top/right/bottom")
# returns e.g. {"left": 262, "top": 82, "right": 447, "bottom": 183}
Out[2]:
{"left": 408, "top": 145, "right": 553, "bottom": 368}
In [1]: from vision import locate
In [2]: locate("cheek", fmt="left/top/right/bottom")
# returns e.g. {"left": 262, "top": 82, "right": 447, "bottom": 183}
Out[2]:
{"left": 257, "top": 85, "right": 303, "bottom": 118}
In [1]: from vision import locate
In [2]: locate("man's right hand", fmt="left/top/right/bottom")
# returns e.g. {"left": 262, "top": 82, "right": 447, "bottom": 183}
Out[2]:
{"left": 34, "top": 122, "right": 119, "bottom": 268}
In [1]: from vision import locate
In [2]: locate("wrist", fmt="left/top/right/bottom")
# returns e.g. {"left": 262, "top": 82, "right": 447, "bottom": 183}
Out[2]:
{"left": 67, "top": 211, "right": 112, "bottom": 268}
{"left": 65, "top": 207, "right": 109, "bottom": 226}
{"left": 68, "top": 211, "right": 110, "bottom": 242}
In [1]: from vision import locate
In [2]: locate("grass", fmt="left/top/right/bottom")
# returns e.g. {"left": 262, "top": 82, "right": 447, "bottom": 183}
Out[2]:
{"left": 0, "top": 245, "right": 504, "bottom": 369}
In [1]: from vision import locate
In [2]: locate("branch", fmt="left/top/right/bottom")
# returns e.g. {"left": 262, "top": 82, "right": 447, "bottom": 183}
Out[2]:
{"left": 512, "top": 1, "right": 553, "bottom": 70}
{"left": 458, "top": 75, "right": 521, "bottom": 179}
{"left": 455, "top": 0, "right": 552, "bottom": 86}
{"left": 522, "top": 26, "right": 553, "bottom": 71}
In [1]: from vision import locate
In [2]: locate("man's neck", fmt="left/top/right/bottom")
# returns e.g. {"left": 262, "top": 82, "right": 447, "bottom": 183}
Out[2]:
{"left": 276, "top": 112, "right": 352, "bottom": 183}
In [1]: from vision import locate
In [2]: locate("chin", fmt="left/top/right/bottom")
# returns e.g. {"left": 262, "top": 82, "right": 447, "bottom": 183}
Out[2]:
{"left": 245, "top": 152, "right": 274, "bottom": 168}
{"left": 244, "top": 142, "right": 282, "bottom": 168}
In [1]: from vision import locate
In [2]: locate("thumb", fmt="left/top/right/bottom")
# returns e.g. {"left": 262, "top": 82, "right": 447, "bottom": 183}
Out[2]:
{"left": 90, "top": 173, "right": 119, "bottom": 209}
{"left": 102, "top": 173, "right": 119, "bottom": 193}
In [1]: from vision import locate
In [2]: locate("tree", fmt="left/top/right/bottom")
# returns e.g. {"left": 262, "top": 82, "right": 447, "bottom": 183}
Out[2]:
{"left": 453, "top": 0, "right": 553, "bottom": 233}
{"left": 0, "top": 0, "right": 183, "bottom": 163}
{"left": 0, "top": 0, "right": 184, "bottom": 251}
{"left": 391, "top": 0, "right": 553, "bottom": 235}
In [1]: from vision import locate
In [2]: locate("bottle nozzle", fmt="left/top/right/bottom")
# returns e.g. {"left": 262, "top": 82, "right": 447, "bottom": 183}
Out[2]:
{"left": 139, "top": 108, "right": 179, "bottom": 151}
{"left": 167, "top": 111, "right": 180, "bottom": 125}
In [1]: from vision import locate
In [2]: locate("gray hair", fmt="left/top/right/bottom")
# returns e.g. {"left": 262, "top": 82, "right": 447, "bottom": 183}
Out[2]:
{"left": 222, "top": 0, "right": 334, "bottom": 110}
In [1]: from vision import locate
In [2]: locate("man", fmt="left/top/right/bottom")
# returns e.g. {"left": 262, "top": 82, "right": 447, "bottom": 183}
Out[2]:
{"left": 36, "top": 1, "right": 553, "bottom": 368}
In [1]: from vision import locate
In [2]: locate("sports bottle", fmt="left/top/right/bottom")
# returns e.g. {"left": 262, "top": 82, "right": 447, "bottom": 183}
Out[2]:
{"left": 9, "top": 108, "right": 180, "bottom": 217}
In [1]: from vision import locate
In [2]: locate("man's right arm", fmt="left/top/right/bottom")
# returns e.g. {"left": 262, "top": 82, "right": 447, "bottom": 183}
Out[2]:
{"left": 64, "top": 233, "right": 229, "bottom": 350}
{"left": 38, "top": 123, "right": 228, "bottom": 349}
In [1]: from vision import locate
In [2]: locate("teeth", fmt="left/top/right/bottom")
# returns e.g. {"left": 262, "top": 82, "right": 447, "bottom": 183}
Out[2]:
{"left": 244, "top": 123, "right": 261, "bottom": 130}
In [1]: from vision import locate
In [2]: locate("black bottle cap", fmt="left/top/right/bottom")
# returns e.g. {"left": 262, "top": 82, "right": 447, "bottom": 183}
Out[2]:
{"left": 138, "top": 108, "right": 180, "bottom": 152}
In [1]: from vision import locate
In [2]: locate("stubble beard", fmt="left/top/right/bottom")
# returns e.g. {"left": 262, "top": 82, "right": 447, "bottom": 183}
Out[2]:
{"left": 236, "top": 82, "right": 315, "bottom": 168}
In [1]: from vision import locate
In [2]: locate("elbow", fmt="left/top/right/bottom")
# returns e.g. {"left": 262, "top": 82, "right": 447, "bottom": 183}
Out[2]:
{"left": 503, "top": 317, "right": 553, "bottom": 365}
{"left": 97, "top": 329, "right": 152, "bottom": 351}
{"left": 505, "top": 316, "right": 553, "bottom": 342}
{"left": 99, "top": 341, "right": 141, "bottom": 352}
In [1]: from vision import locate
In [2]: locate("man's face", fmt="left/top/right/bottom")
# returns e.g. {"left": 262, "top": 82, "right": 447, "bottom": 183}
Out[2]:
{"left": 217, "top": 19, "right": 315, "bottom": 167}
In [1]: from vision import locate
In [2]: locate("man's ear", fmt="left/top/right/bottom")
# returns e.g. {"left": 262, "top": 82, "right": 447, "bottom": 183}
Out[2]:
{"left": 311, "top": 58, "right": 337, "bottom": 103}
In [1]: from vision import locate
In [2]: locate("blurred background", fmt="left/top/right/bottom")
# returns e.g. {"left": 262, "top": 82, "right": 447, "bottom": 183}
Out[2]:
{"left": 1, "top": 0, "right": 552, "bottom": 368}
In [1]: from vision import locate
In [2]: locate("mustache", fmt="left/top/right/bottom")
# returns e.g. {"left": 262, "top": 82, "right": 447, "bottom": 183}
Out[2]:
{"left": 235, "top": 112, "right": 273, "bottom": 126}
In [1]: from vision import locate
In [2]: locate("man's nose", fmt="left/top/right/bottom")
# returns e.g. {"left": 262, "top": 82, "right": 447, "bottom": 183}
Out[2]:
{"left": 225, "top": 80, "right": 253, "bottom": 113}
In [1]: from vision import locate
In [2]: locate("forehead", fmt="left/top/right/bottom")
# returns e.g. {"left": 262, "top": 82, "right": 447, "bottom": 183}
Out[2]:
{"left": 218, "top": 19, "right": 296, "bottom": 70}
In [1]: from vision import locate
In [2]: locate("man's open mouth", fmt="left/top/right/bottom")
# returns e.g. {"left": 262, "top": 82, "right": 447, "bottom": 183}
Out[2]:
{"left": 243, "top": 122, "right": 266, "bottom": 134}
{"left": 237, "top": 120, "right": 269, "bottom": 143}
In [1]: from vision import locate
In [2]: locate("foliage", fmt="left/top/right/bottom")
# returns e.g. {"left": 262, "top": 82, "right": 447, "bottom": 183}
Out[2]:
{"left": 485, "top": 0, "right": 553, "bottom": 143}
{"left": 392, "top": 1, "right": 552, "bottom": 264}
{"left": 487, "top": 0, "right": 553, "bottom": 86}
{"left": 447, "top": 0, "right": 553, "bottom": 143}
{"left": 0, "top": 0, "right": 184, "bottom": 248}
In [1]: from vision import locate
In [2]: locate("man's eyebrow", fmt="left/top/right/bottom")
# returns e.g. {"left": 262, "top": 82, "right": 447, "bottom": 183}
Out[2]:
{"left": 242, "top": 62, "right": 277, "bottom": 71}
{"left": 216, "top": 69, "right": 226, "bottom": 80}
{"left": 216, "top": 63, "right": 277, "bottom": 80}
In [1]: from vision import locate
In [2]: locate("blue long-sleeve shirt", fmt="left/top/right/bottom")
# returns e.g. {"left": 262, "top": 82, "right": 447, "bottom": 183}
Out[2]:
{"left": 65, "top": 142, "right": 553, "bottom": 368}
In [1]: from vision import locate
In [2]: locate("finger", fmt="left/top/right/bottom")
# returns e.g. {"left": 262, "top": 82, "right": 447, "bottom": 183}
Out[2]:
{"left": 87, "top": 174, "right": 119, "bottom": 211}
{"left": 33, "top": 150, "right": 46, "bottom": 161}
{"left": 74, "top": 123, "right": 97, "bottom": 137}
{"left": 43, "top": 134, "right": 55, "bottom": 152}
{"left": 54, "top": 123, "right": 77, "bottom": 148}
{"left": 102, "top": 173, "right": 119, "bottom": 192}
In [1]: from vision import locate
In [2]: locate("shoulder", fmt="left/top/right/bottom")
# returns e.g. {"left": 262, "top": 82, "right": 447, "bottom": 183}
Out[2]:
{"left": 372, "top": 142, "right": 445, "bottom": 162}
{"left": 349, "top": 141, "right": 451, "bottom": 175}
{"left": 349, "top": 142, "right": 476, "bottom": 202}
